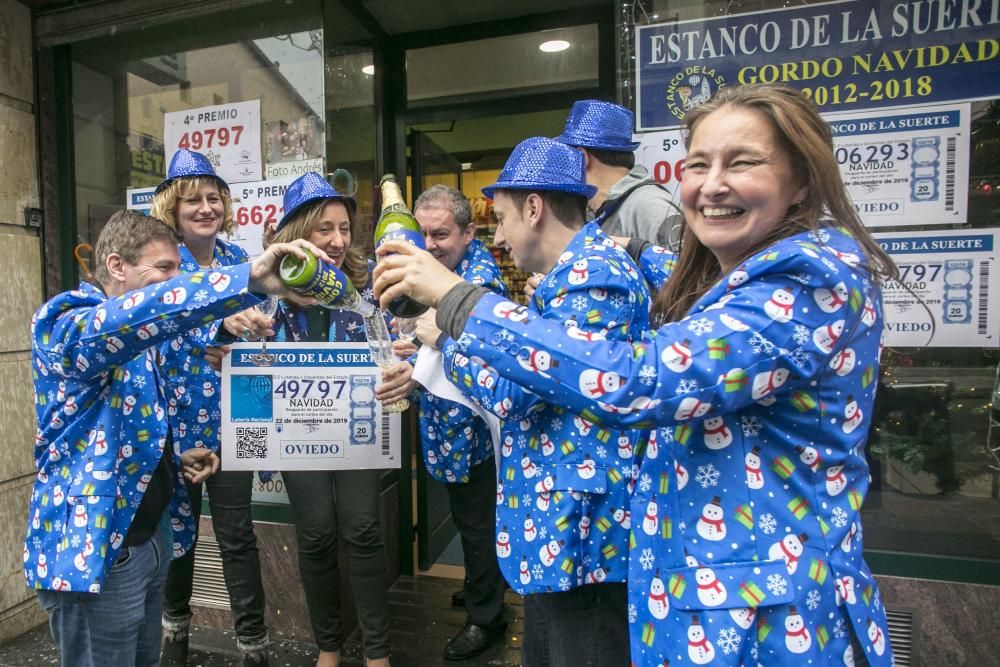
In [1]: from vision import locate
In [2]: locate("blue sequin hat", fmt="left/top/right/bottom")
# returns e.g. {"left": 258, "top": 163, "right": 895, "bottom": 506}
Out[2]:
{"left": 482, "top": 137, "right": 597, "bottom": 200}
{"left": 555, "top": 99, "right": 640, "bottom": 152}
{"left": 278, "top": 171, "right": 357, "bottom": 232}
{"left": 155, "top": 149, "right": 229, "bottom": 195}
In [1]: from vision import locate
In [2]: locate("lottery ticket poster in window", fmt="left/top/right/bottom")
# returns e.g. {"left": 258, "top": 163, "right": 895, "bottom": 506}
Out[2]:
{"left": 164, "top": 99, "right": 263, "bottom": 184}
{"left": 875, "top": 228, "right": 1000, "bottom": 348}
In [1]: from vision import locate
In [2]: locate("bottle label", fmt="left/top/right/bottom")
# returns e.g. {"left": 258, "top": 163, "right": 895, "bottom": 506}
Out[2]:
{"left": 296, "top": 260, "right": 351, "bottom": 305}
{"left": 375, "top": 227, "right": 425, "bottom": 251}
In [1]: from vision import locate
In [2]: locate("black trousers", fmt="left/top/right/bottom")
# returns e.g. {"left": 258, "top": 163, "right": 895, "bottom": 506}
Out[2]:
{"left": 444, "top": 457, "right": 506, "bottom": 628}
{"left": 522, "top": 582, "right": 629, "bottom": 667}
{"left": 282, "top": 468, "right": 391, "bottom": 660}
{"left": 163, "top": 470, "right": 268, "bottom": 645}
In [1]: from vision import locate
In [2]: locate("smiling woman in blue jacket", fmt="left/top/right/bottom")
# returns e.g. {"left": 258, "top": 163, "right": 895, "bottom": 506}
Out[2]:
{"left": 373, "top": 84, "right": 899, "bottom": 667}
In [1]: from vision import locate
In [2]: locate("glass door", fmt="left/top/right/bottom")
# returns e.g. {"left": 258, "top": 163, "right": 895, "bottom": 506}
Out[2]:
{"left": 408, "top": 129, "right": 463, "bottom": 570}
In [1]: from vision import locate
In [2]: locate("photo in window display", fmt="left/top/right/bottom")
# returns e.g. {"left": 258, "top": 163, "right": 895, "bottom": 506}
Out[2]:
{"left": 264, "top": 116, "right": 325, "bottom": 178}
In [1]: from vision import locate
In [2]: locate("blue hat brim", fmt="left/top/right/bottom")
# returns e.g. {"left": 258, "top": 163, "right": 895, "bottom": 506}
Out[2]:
{"left": 481, "top": 181, "right": 597, "bottom": 201}
{"left": 154, "top": 174, "right": 230, "bottom": 196}
{"left": 277, "top": 195, "right": 358, "bottom": 232}
{"left": 555, "top": 132, "right": 640, "bottom": 152}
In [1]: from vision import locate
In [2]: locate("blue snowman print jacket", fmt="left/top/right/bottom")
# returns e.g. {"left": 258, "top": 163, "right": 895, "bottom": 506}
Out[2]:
{"left": 419, "top": 239, "right": 508, "bottom": 483}
{"left": 442, "top": 222, "right": 651, "bottom": 596}
{"left": 160, "top": 238, "right": 249, "bottom": 454}
{"left": 450, "top": 227, "right": 893, "bottom": 666}
{"left": 26, "top": 264, "right": 260, "bottom": 594}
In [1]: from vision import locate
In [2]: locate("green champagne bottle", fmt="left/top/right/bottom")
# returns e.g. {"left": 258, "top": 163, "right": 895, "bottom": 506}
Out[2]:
{"left": 279, "top": 250, "right": 375, "bottom": 318}
{"left": 374, "top": 174, "right": 430, "bottom": 318}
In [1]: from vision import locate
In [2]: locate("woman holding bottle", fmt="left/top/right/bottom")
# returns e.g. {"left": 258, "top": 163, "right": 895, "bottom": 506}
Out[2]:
{"left": 264, "top": 171, "right": 409, "bottom": 667}
{"left": 373, "top": 84, "right": 896, "bottom": 666}
{"left": 151, "top": 148, "right": 272, "bottom": 666}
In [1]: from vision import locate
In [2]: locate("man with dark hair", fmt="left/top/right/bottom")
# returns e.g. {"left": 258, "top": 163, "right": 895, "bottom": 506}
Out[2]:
{"left": 25, "top": 209, "right": 321, "bottom": 667}
{"left": 411, "top": 184, "right": 509, "bottom": 660}
{"left": 429, "top": 138, "right": 651, "bottom": 666}
{"left": 556, "top": 99, "right": 681, "bottom": 248}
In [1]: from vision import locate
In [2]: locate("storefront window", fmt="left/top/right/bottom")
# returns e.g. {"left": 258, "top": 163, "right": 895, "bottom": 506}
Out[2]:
{"left": 627, "top": 0, "right": 1000, "bottom": 566}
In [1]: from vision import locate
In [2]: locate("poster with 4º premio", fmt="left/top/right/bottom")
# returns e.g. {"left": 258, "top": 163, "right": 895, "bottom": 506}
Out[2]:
{"left": 875, "top": 228, "right": 1000, "bottom": 348}
{"left": 221, "top": 343, "right": 401, "bottom": 471}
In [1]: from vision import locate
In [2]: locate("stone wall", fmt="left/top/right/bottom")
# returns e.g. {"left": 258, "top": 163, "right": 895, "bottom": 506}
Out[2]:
{"left": 0, "top": 0, "right": 46, "bottom": 644}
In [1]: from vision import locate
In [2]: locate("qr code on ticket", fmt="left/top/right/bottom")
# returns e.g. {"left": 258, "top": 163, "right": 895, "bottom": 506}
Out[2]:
{"left": 235, "top": 426, "right": 268, "bottom": 459}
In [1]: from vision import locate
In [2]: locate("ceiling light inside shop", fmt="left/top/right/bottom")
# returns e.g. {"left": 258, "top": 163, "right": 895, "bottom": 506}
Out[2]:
{"left": 362, "top": 65, "right": 375, "bottom": 75}
{"left": 539, "top": 40, "right": 570, "bottom": 53}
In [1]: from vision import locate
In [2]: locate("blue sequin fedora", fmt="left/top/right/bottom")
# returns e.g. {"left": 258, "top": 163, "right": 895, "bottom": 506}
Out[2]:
{"left": 155, "top": 149, "right": 229, "bottom": 195}
{"left": 278, "top": 171, "right": 357, "bottom": 232}
{"left": 482, "top": 137, "right": 597, "bottom": 200}
{"left": 555, "top": 99, "right": 640, "bottom": 152}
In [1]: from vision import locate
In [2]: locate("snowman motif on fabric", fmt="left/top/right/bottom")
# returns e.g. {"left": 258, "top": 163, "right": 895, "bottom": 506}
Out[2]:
{"left": 703, "top": 416, "right": 733, "bottom": 450}
{"left": 538, "top": 539, "right": 563, "bottom": 567}
{"left": 579, "top": 368, "right": 621, "bottom": 399}
{"left": 842, "top": 395, "right": 864, "bottom": 434}
{"left": 867, "top": 617, "right": 887, "bottom": 656}
{"left": 729, "top": 606, "right": 756, "bottom": 630}
{"left": 687, "top": 615, "right": 716, "bottom": 664}
{"left": 826, "top": 465, "right": 848, "bottom": 496}
{"left": 795, "top": 444, "right": 822, "bottom": 472}
{"left": 745, "top": 446, "right": 764, "bottom": 490}
{"left": 647, "top": 570, "right": 669, "bottom": 620}
{"left": 567, "top": 259, "right": 590, "bottom": 286}
{"left": 813, "top": 319, "right": 845, "bottom": 354}
{"left": 696, "top": 496, "right": 726, "bottom": 542}
{"left": 764, "top": 287, "right": 796, "bottom": 323}
{"left": 496, "top": 526, "right": 511, "bottom": 559}
{"left": 769, "top": 533, "right": 808, "bottom": 574}
{"left": 784, "top": 605, "right": 812, "bottom": 654}
{"left": 694, "top": 564, "right": 727, "bottom": 606}
{"left": 523, "top": 514, "right": 538, "bottom": 542}
{"left": 642, "top": 496, "right": 659, "bottom": 536}
{"left": 814, "top": 281, "right": 849, "bottom": 313}
{"left": 661, "top": 339, "right": 693, "bottom": 373}
{"left": 519, "top": 556, "right": 531, "bottom": 586}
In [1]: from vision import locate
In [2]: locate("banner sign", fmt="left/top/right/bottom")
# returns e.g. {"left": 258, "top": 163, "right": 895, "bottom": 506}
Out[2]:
{"left": 165, "top": 100, "right": 263, "bottom": 183}
{"left": 827, "top": 103, "right": 970, "bottom": 226}
{"left": 266, "top": 157, "right": 324, "bottom": 180}
{"left": 126, "top": 187, "right": 156, "bottom": 216}
{"left": 875, "top": 229, "right": 1000, "bottom": 347}
{"left": 636, "top": 0, "right": 1000, "bottom": 129}
{"left": 222, "top": 343, "right": 401, "bottom": 471}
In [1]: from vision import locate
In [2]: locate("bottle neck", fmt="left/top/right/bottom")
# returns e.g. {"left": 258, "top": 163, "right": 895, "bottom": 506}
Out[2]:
{"left": 380, "top": 180, "right": 406, "bottom": 212}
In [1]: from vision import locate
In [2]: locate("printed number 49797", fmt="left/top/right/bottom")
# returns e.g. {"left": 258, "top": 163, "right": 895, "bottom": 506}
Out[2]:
{"left": 178, "top": 126, "right": 244, "bottom": 150}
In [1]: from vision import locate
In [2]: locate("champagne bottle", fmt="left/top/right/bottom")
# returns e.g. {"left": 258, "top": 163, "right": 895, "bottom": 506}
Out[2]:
{"left": 279, "top": 250, "right": 375, "bottom": 318}
{"left": 374, "top": 174, "right": 430, "bottom": 318}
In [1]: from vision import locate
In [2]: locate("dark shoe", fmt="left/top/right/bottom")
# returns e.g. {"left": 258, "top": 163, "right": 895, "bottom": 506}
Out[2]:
{"left": 160, "top": 634, "right": 189, "bottom": 666}
{"left": 450, "top": 587, "right": 466, "bottom": 607}
{"left": 444, "top": 623, "right": 507, "bottom": 661}
{"left": 241, "top": 651, "right": 269, "bottom": 667}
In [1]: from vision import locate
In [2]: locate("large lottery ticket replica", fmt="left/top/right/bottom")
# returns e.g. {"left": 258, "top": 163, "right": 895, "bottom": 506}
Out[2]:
{"left": 221, "top": 342, "right": 401, "bottom": 470}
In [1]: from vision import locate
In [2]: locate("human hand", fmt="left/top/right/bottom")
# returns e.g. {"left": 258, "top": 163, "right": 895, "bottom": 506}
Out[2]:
{"left": 373, "top": 241, "right": 463, "bottom": 310}
{"left": 392, "top": 339, "right": 418, "bottom": 359}
{"left": 223, "top": 308, "right": 275, "bottom": 339}
{"left": 180, "top": 447, "right": 221, "bottom": 484}
{"left": 375, "top": 361, "right": 415, "bottom": 405}
{"left": 415, "top": 310, "right": 443, "bottom": 348}
{"left": 249, "top": 238, "right": 330, "bottom": 299}
{"left": 204, "top": 344, "right": 231, "bottom": 372}
{"left": 523, "top": 273, "right": 543, "bottom": 301}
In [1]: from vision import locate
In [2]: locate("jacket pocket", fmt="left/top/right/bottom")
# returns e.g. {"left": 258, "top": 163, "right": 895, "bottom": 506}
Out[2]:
{"left": 637, "top": 557, "right": 795, "bottom": 612}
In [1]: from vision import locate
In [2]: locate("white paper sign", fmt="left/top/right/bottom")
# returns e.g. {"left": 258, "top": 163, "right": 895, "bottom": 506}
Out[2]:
{"left": 164, "top": 100, "right": 263, "bottom": 184}
{"left": 875, "top": 229, "right": 1000, "bottom": 348}
{"left": 266, "top": 157, "right": 324, "bottom": 180}
{"left": 632, "top": 130, "right": 687, "bottom": 197}
{"left": 826, "top": 104, "right": 970, "bottom": 227}
{"left": 221, "top": 343, "right": 401, "bottom": 471}
{"left": 228, "top": 177, "right": 296, "bottom": 260}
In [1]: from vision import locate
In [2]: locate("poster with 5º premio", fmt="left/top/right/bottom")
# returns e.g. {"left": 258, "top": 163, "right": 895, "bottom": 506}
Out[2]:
{"left": 874, "top": 228, "right": 1000, "bottom": 348}
{"left": 221, "top": 343, "right": 401, "bottom": 471}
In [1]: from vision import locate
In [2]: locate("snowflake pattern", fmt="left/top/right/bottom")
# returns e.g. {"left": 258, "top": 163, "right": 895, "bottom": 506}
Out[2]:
{"left": 821, "top": 256, "right": 838, "bottom": 272}
{"left": 538, "top": 526, "right": 548, "bottom": 540}
{"left": 766, "top": 573, "right": 788, "bottom": 596}
{"left": 638, "top": 474, "right": 653, "bottom": 493}
{"left": 833, "top": 619, "right": 848, "bottom": 639}
{"left": 717, "top": 627, "right": 741, "bottom": 655}
{"left": 639, "top": 365, "right": 657, "bottom": 386}
{"left": 610, "top": 294, "right": 625, "bottom": 309}
{"left": 695, "top": 464, "right": 720, "bottom": 488}
{"left": 788, "top": 346, "right": 812, "bottom": 367}
{"left": 806, "top": 589, "right": 821, "bottom": 611}
{"left": 132, "top": 375, "right": 146, "bottom": 389}
{"left": 792, "top": 325, "right": 811, "bottom": 345}
{"left": 550, "top": 418, "right": 563, "bottom": 431}
{"left": 831, "top": 506, "right": 849, "bottom": 528}
{"left": 628, "top": 603, "right": 638, "bottom": 623}
{"left": 687, "top": 317, "right": 714, "bottom": 336}
{"left": 675, "top": 378, "right": 700, "bottom": 395}
{"left": 596, "top": 445, "right": 607, "bottom": 459}
{"left": 741, "top": 415, "right": 762, "bottom": 438}
{"left": 639, "top": 548, "right": 655, "bottom": 571}
{"left": 532, "top": 564, "right": 544, "bottom": 580}
{"left": 70, "top": 534, "right": 81, "bottom": 548}
{"left": 748, "top": 332, "right": 777, "bottom": 355}
{"left": 193, "top": 289, "right": 209, "bottom": 305}
{"left": 571, "top": 295, "right": 589, "bottom": 311}
{"left": 758, "top": 512, "right": 777, "bottom": 535}
{"left": 162, "top": 320, "right": 179, "bottom": 333}
{"left": 559, "top": 577, "right": 571, "bottom": 591}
